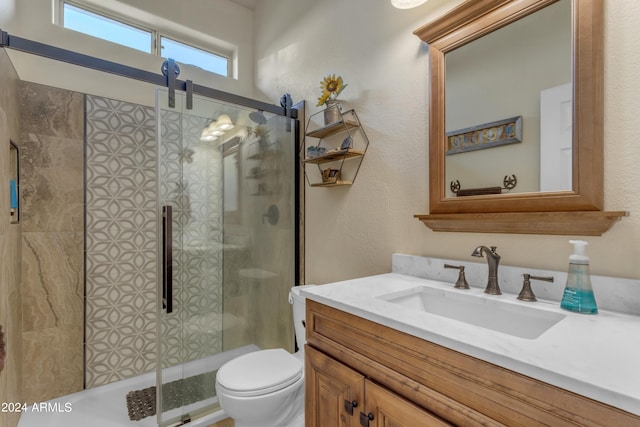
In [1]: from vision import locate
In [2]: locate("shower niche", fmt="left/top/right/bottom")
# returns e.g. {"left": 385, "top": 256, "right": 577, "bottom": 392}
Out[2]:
{"left": 9, "top": 141, "right": 18, "bottom": 224}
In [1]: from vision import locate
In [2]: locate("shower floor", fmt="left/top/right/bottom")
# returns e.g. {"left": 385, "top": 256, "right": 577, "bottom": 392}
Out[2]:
{"left": 18, "top": 345, "right": 259, "bottom": 427}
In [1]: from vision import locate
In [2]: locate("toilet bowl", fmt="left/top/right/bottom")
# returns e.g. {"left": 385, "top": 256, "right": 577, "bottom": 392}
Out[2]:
{"left": 215, "top": 285, "right": 314, "bottom": 427}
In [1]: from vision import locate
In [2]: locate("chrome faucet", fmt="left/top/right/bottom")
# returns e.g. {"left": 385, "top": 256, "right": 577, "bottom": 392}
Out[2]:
{"left": 471, "top": 245, "right": 501, "bottom": 295}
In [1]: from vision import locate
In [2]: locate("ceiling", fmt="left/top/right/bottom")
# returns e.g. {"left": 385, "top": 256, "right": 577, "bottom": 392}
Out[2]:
{"left": 229, "top": 0, "right": 258, "bottom": 10}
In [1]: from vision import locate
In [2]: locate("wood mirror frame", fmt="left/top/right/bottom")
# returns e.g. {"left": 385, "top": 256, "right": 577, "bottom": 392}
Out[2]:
{"left": 413, "top": 0, "right": 626, "bottom": 235}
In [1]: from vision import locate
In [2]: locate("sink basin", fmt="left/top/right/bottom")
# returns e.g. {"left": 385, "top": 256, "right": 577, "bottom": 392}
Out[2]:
{"left": 378, "top": 286, "right": 566, "bottom": 339}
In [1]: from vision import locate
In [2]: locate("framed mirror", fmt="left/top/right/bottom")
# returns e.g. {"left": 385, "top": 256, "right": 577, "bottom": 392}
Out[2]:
{"left": 445, "top": 0, "right": 572, "bottom": 197}
{"left": 413, "top": 0, "right": 625, "bottom": 235}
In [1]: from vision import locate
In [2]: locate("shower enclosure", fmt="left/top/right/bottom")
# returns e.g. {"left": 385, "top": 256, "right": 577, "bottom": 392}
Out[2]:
{"left": 155, "top": 89, "right": 299, "bottom": 426}
{"left": 3, "top": 29, "right": 301, "bottom": 427}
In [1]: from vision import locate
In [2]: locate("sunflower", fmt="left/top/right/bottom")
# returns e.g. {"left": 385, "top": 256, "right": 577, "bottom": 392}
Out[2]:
{"left": 316, "top": 74, "right": 348, "bottom": 106}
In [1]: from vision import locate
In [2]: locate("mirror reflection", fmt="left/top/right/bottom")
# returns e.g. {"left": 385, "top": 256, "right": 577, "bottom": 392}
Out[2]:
{"left": 444, "top": 0, "right": 572, "bottom": 198}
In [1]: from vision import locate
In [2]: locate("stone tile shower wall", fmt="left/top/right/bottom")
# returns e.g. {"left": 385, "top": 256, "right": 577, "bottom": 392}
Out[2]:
{"left": 0, "top": 49, "right": 23, "bottom": 427}
{"left": 85, "top": 96, "right": 223, "bottom": 387}
{"left": 19, "top": 81, "right": 84, "bottom": 403}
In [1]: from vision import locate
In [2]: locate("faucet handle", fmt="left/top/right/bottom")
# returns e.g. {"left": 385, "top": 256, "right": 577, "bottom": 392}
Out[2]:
{"left": 444, "top": 264, "right": 470, "bottom": 289}
{"left": 517, "top": 273, "right": 554, "bottom": 302}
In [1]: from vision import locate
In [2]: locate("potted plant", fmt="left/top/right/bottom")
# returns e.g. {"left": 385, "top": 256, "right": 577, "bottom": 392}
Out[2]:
{"left": 316, "top": 74, "right": 348, "bottom": 125}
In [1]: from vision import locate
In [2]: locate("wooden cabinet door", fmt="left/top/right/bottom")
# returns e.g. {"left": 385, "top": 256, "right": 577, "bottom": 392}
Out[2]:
{"left": 364, "top": 380, "right": 454, "bottom": 427}
{"left": 305, "top": 345, "right": 364, "bottom": 427}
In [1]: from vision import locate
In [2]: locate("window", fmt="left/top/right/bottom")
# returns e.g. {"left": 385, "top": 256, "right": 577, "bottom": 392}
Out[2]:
{"left": 60, "top": 1, "right": 230, "bottom": 77}
{"left": 160, "top": 37, "right": 228, "bottom": 76}
{"left": 63, "top": 3, "right": 152, "bottom": 53}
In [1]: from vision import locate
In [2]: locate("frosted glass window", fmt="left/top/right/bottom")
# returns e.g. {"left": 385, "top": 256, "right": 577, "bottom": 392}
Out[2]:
{"left": 63, "top": 3, "right": 152, "bottom": 53}
{"left": 161, "top": 37, "right": 229, "bottom": 77}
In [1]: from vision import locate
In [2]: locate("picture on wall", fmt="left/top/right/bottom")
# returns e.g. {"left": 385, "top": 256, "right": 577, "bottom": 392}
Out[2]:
{"left": 446, "top": 116, "right": 523, "bottom": 155}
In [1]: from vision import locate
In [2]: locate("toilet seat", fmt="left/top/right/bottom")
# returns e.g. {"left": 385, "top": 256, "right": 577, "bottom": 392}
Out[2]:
{"left": 216, "top": 349, "right": 303, "bottom": 398}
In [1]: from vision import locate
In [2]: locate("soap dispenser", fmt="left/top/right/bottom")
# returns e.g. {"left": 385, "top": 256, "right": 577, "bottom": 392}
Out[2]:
{"left": 560, "top": 240, "right": 598, "bottom": 314}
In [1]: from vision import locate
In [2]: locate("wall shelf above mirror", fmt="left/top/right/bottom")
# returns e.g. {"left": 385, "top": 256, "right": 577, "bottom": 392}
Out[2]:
{"left": 413, "top": 0, "right": 627, "bottom": 235}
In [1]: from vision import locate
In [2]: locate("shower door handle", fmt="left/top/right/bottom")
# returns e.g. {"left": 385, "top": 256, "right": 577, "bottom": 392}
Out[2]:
{"left": 162, "top": 205, "right": 173, "bottom": 313}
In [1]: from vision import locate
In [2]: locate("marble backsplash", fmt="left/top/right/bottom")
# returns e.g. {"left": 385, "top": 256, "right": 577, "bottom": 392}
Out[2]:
{"left": 392, "top": 253, "right": 640, "bottom": 316}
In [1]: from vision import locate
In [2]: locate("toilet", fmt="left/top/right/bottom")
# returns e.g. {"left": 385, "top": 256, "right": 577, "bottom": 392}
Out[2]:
{"left": 215, "top": 285, "right": 314, "bottom": 427}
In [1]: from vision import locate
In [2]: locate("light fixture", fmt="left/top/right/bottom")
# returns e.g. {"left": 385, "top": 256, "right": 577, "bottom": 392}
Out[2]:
{"left": 199, "top": 114, "right": 234, "bottom": 142}
{"left": 199, "top": 121, "right": 222, "bottom": 142}
{"left": 207, "top": 122, "right": 225, "bottom": 136}
{"left": 199, "top": 127, "right": 218, "bottom": 142}
{"left": 215, "top": 114, "right": 235, "bottom": 131}
{"left": 391, "top": 0, "right": 428, "bottom": 9}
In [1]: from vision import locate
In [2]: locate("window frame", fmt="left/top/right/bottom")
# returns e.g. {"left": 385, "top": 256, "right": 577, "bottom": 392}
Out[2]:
{"left": 57, "top": 0, "right": 232, "bottom": 78}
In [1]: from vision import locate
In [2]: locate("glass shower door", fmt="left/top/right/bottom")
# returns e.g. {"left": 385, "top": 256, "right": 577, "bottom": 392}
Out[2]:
{"left": 156, "top": 88, "right": 297, "bottom": 426}
{"left": 156, "top": 89, "right": 225, "bottom": 426}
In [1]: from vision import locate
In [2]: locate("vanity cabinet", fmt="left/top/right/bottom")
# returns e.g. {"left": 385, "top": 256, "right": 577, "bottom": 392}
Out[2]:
{"left": 305, "top": 300, "right": 640, "bottom": 427}
{"left": 306, "top": 345, "right": 450, "bottom": 427}
{"left": 301, "top": 109, "right": 369, "bottom": 187}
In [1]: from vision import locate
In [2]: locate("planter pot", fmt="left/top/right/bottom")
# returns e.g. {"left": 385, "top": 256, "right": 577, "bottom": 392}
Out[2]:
{"left": 323, "top": 100, "right": 342, "bottom": 125}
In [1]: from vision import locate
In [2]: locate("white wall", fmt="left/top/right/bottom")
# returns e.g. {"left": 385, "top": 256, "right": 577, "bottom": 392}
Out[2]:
{"left": 2, "top": 0, "right": 254, "bottom": 106}
{"left": 254, "top": 0, "right": 640, "bottom": 283}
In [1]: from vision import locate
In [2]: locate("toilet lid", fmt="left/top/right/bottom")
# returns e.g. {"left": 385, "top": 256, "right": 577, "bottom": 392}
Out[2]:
{"left": 216, "top": 349, "right": 302, "bottom": 396}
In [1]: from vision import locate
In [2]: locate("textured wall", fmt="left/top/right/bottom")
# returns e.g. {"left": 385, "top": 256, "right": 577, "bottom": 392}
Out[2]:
{"left": 19, "top": 81, "right": 84, "bottom": 403}
{"left": 0, "top": 48, "right": 23, "bottom": 427}
{"left": 254, "top": 0, "right": 640, "bottom": 284}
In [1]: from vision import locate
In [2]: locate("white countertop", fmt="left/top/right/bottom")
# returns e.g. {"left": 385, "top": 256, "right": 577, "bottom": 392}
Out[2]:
{"left": 301, "top": 273, "right": 640, "bottom": 416}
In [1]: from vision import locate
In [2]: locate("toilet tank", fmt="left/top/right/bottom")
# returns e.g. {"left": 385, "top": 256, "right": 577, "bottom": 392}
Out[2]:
{"left": 289, "top": 285, "right": 315, "bottom": 348}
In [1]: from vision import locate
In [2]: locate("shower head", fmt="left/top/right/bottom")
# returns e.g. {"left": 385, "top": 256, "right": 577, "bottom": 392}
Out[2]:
{"left": 249, "top": 110, "right": 267, "bottom": 125}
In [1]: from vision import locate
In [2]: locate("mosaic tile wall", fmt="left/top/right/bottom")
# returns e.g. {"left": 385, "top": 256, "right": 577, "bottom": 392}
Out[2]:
{"left": 85, "top": 95, "right": 158, "bottom": 387}
{"left": 85, "top": 96, "right": 224, "bottom": 387}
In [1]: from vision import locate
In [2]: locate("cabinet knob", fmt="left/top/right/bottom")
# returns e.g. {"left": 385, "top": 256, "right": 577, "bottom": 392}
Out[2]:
{"left": 343, "top": 399, "right": 358, "bottom": 415}
{"left": 359, "top": 412, "right": 374, "bottom": 427}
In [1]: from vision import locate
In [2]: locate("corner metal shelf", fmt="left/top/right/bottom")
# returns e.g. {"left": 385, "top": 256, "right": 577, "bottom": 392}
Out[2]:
{"left": 302, "top": 149, "right": 365, "bottom": 164}
{"left": 305, "top": 118, "right": 360, "bottom": 139}
{"left": 245, "top": 170, "right": 277, "bottom": 179}
{"left": 302, "top": 108, "right": 369, "bottom": 187}
{"left": 246, "top": 139, "right": 281, "bottom": 196}
{"left": 310, "top": 180, "right": 354, "bottom": 187}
